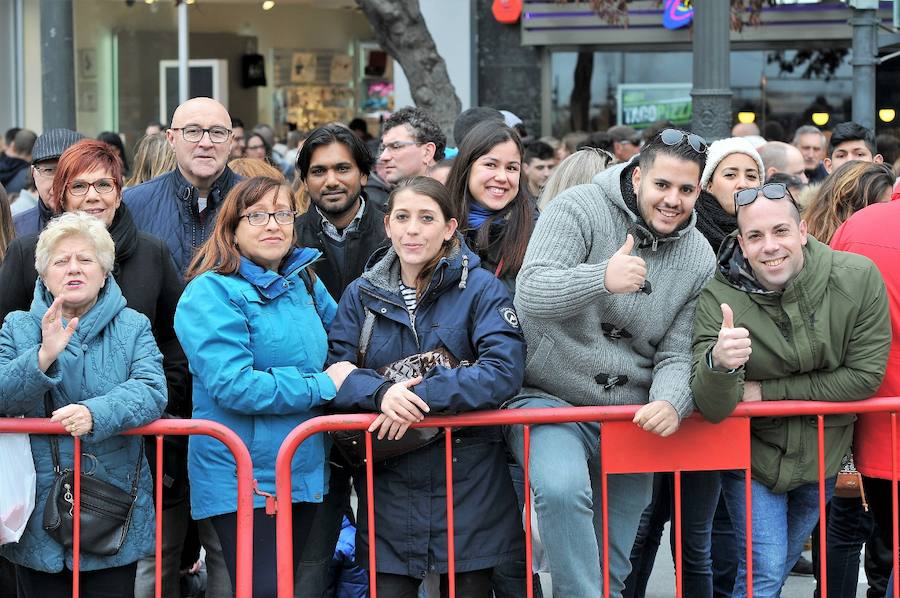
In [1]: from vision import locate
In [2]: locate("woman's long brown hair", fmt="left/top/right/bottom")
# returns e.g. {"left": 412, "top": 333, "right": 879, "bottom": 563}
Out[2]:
{"left": 0, "top": 184, "right": 14, "bottom": 261}
{"left": 387, "top": 176, "right": 459, "bottom": 298}
{"left": 444, "top": 120, "right": 533, "bottom": 277}
{"left": 805, "top": 160, "right": 894, "bottom": 244}
{"left": 185, "top": 176, "right": 297, "bottom": 281}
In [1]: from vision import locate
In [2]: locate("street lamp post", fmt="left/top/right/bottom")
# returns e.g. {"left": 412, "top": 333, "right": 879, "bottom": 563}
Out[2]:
{"left": 691, "top": 0, "right": 733, "bottom": 142}
{"left": 849, "top": 0, "right": 879, "bottom": 130}
{"left": 40, "top": 0, "right": 76, "bottom": 130}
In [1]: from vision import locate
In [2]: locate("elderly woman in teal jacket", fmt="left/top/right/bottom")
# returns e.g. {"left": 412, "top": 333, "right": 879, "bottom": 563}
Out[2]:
{"left": 0, "top": 211, "right": 166, "bottom": 598}
{"left": 174, "top": 176, "right": 353, "bottom": 598}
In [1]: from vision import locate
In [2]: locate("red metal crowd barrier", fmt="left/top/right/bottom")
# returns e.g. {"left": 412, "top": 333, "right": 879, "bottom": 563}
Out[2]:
{"left": 273, "top": 396, "right": 900, "bottom": 598}
{"left": 0, "top": 418, "right": 256, "bottom": 598}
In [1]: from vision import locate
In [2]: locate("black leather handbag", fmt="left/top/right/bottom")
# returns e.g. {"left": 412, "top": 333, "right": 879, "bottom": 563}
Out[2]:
{"left": 41, "top": 394, "right": 142, "bottom": 556}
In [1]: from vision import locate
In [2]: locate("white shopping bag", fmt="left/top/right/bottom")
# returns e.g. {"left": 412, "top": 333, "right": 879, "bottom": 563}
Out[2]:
{"left": 0, "top": 431, "right": 36, "bottom": 545}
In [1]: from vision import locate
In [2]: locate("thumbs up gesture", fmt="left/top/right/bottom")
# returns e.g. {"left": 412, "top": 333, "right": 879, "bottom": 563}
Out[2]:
{"left": 604, "top": 234, "right": 648, "bottom": 294}
{"left": 711, "top": 303, "right": 752, "bottom": 371}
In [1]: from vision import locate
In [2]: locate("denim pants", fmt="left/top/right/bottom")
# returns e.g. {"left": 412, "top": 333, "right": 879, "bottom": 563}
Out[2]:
{"left": 624, "top": 470, "right": 720, "bottom": 598}
{"left": 505, "top": 395, "right": 653, "bottom": 598}
{"left": 491, "top": 457, "right": 543, "bottom": 598}
{"left": 720, "top": 471, "right": 835, "bottom": 598}
{"left": 711, "top": 495, "right": 739, "bottom": 598}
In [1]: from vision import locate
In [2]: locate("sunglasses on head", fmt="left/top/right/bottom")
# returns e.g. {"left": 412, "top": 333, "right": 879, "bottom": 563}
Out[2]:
{"left": 734, "top": 182, "right": 799, "bottom": 212}
{"left": 659, "top": 128, "right": 708, "bottom": 154}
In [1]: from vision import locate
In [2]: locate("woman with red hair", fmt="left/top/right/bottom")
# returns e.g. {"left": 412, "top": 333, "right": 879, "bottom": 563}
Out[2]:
{"left": 0, "top": 139, "right": 188, "bottom": 597}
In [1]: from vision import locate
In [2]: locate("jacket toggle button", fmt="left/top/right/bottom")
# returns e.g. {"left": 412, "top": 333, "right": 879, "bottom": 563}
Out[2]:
{"left": 380, "top": 307, "right": 387, "bottom": 313}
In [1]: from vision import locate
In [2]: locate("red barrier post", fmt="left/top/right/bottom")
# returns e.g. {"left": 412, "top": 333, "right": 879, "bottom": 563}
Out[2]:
{"left": 155, "top": 434, "right": 164, "bottom": 598}
{"left": 366, "top": 429, "right": 377, "bottom": 598}
{"left": 445, "top": 428, "right": 456, "bottom": 598}
{"left": 73, "top": 437, "right": 81, "bottom": 598}
{"left": 674, "top": 470, "right": 682, "bottom": 598}
{"left": 893, "top": 413, "right": 898, "bottom": 598}
{"left": 523, "top": 424, "right": 534, "bottom": 598}
{"left": 817, "top": 416, "right": 828, "bottom": 598}
{"left": 745, "top": 464, "right": 753, "bottom": 598}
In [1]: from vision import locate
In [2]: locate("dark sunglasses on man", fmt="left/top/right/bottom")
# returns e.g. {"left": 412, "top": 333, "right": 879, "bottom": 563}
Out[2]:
{"left": 734, "top": 182, "right": 799, "bottom": 213}
{"left": 659, "top": 128, "right": 708, "bottom": 154}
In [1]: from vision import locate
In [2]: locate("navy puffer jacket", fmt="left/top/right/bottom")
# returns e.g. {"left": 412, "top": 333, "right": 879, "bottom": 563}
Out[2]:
{"left": 327, "top": 239, "right": 526, "bottom": 577}
{"left": 123, "top": 167, "right": 242, "bottom": 273}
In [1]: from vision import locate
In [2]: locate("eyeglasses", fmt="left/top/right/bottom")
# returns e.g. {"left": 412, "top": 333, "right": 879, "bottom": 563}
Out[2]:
{"left": 659, "top": 128, "right": 708, "bottom": 154}
{"left": 171, "top": 126, "right": 232, "bottom": 144}
{"left": 378, "top": 140, "right": 423, "bottom": 155}
{"left": 246, "top": 144, "right": 266, "bottom": 151}
{"left": 33, "top": 164, "right": 57, "bottom": 177}
{"left": 734, "top": 183, "right": 799, "bottom": 212}
{"left": 68, "top": 178, "right": 117, "bottom": 196}
{"left": 240, "top": 210, "right": 297, "bottom": 226}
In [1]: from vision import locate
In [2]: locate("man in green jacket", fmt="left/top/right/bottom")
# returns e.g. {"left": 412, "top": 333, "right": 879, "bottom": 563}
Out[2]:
{"left": 690, "top": 182, "right": 890, "bottom": 598}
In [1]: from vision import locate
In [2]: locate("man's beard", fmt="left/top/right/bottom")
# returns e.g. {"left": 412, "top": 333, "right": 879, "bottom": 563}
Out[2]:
{"left": 312, "top": 188, "right": 362, "bottom": 217}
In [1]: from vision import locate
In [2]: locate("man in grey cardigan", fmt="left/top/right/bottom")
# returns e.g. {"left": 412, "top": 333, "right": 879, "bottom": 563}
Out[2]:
{"left": 507, "top": 130, "right": 716, "bottom": 597}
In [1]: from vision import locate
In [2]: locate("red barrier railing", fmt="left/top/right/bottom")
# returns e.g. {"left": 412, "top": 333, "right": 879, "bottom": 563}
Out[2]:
{"left": 273, "top": 396, "right": 900, "bottom": 598}
{"left": 0, "top": 418, "right": 255, "bottom": 598}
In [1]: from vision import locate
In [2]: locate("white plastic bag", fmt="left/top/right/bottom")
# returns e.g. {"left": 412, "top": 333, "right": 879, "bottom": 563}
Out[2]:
{"left": 0, "top": 431, "right": 36, "bottom": 545}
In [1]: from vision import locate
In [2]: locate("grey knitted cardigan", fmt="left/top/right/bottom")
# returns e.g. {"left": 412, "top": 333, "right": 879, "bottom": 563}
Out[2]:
{"left": 514, "top": 158, "right": 716, "bottom": 417}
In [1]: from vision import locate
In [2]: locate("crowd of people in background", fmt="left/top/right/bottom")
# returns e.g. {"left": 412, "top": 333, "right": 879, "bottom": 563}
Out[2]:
{"left": 1, "top": 97, "right": 900, "bottom": 598}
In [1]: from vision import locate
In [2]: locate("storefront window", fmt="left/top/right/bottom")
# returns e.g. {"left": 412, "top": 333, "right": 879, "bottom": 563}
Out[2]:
{"left": 550, "top": 49, "right": 855, "bottom": 139}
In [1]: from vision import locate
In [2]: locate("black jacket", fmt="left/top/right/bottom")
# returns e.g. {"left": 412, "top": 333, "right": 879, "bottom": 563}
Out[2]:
{"left": 0, "top": 205, "right": 191, "bottom": 504}
{"left": 294, "top": 197, "right": 388, "bottom": 302}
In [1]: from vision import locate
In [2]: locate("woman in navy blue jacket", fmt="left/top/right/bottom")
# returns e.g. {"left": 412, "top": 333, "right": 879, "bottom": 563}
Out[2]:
{"left": 327, "top": 176, "right": 526, "bottom": 597}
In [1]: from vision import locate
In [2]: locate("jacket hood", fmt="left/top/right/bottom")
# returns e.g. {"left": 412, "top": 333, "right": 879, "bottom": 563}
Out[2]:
{"left": 30, "top": 274, "right": 127, "bottom": 344}
{"left": 592, "top": 156, "right": 698, "bottom": 250}
{"left": 237, "top": 246, "right": 321, "bottom": 300}
{"left": 715, "top": 231, "right": 832, "bottom": 300}
{"left": 0, "top": 154, "right": 28, "bottom": 184}
{"left": 361, "top": 234, "right": 481, "bottom": 298}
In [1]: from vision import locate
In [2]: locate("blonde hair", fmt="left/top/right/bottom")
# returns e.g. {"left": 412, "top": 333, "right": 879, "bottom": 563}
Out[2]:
{"left": 127, "top": 133, "right": 176, "bottom": 187}
{"left": 35, "top": 211, "right": 116, "bottom": 276}
{"left": 538, "top": 148, "right": 613, "bottom": 210}
{"left": 228, "top": 158, "right": 286, "bottom": 181}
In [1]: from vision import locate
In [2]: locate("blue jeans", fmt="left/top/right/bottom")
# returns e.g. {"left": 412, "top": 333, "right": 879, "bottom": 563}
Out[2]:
{"left": 711, "top": 495, "right": 739, "bottom": 598}
{"left": 720, "top": 471, "right": 835, "bottom": 598}
{"left": 624, "top": 471, "right": 720, "bottom": 598}
{"left": 505, "top": 395, "right": 653, "bottom": 598}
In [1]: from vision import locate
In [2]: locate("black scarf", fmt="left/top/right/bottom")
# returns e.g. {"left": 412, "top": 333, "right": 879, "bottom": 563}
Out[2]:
{"left": 694, "top": 190, "right": 737, "bottom": 254}
{"left": 107, "top": 203, "right": 139, "bottom": 277}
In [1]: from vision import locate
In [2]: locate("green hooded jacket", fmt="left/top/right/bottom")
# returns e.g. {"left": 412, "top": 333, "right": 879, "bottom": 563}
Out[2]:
{"left": 691, "top": 233, "right": 890, "bottom": 493}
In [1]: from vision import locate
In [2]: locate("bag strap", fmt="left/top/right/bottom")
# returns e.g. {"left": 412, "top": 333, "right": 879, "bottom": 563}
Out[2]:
{"left": 44, "top": 392, "right": 143, "bottom": 498}
{"left": 299, "top": 267, "right": 324, "bottom": 321}
{"left": 356, "top": 308, "right": 376, "bottom": 367}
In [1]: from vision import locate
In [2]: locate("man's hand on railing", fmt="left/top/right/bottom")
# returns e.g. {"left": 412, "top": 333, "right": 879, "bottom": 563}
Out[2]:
{"left": 632, "top": 400, "right": 679, "bottom": 437}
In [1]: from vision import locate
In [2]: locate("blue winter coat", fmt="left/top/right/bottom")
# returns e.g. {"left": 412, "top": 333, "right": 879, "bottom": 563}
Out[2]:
{"left": 174, "top": 248, "right": 338, "bottom": 519}
{"left": 327, "top": 240, "right": 526, "bottom": 577}
{"left": 0, "top": 277, "right": 166, "bottom": 573}
{"left": 123, "top": 167, "right": 242, "bottom": 273}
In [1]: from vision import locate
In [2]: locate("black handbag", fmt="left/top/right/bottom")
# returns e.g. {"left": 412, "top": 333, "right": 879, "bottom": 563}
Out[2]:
{"left": 41, "top": 394, "right": 142, "bottom": 556}
{"left": 331, "top": 308, "right": 461, "bottom": 467}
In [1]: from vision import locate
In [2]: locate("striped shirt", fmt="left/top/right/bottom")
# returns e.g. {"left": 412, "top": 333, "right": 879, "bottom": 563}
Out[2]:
{"left": 399, "top": 282, "right": 418, "bottom": 313}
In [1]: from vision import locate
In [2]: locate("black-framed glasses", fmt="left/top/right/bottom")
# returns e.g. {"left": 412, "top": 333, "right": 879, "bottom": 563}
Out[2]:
{"left": 33, "top": 164, "right": 57, "bottom": 177}
{"left": 378, "top": 140, "right": 423, "bottom": 155}
{"left": 240, "top": 210, "right": 297, "bottom": 226}
{"left": 68, "top": 178, "right": 117, "bottom": 196}
{"left": 659, "top": 128, "right": 708, "bottom": 154}
{"left": 172, "top": 126, "right": 232, "bottom": 144}
{"left": 734, "top": 183, "right": 799, "bottom": 212}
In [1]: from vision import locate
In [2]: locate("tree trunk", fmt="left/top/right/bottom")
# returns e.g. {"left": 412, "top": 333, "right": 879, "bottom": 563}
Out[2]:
{"left": 356, "top": 0, "right": 462, "bottom": 142}
{"left": 569, "top": 51, "right": 593, "bottom": 131}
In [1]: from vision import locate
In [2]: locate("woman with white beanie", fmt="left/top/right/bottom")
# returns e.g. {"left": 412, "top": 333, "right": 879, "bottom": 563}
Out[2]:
{"left": 695, "top": 137, "right": 765, "bottom": 252}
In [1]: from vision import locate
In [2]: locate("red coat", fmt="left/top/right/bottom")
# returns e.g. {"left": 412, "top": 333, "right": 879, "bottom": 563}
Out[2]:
{"left": 831, "top": 200, "right": 900, "bottom": 479}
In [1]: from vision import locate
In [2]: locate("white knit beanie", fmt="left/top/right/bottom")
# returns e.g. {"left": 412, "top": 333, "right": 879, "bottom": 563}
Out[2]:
{"left": 700, "top": 137, "right": 765, "bottom": 189}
